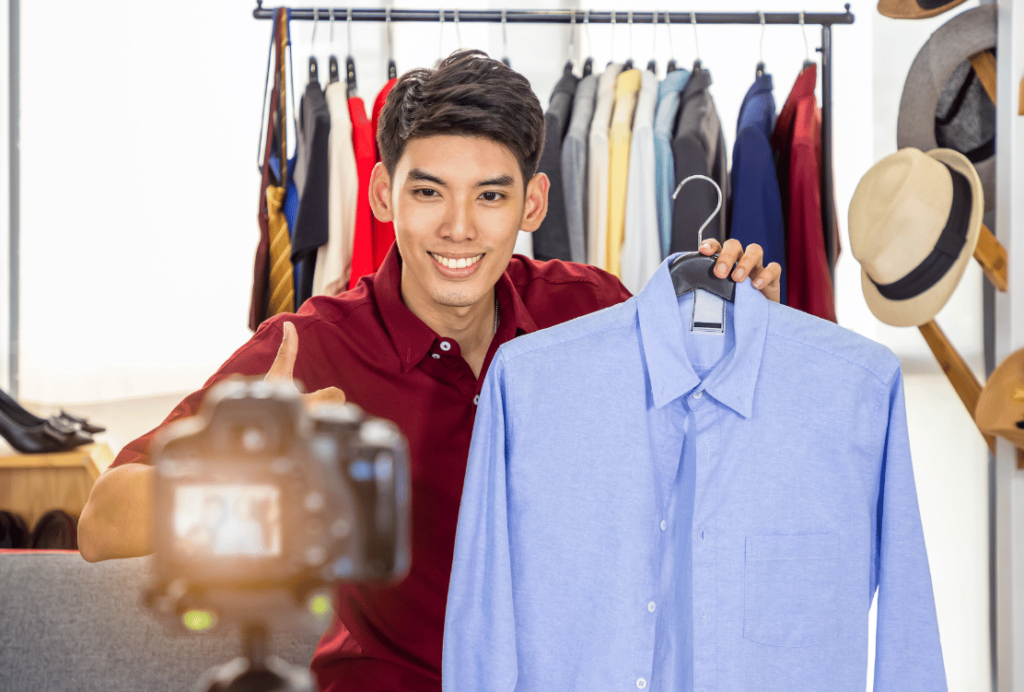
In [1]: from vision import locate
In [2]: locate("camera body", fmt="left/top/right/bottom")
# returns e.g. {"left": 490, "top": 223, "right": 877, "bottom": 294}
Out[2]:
{"left": 145, "top": 377, "right": 410, "bottom": 628}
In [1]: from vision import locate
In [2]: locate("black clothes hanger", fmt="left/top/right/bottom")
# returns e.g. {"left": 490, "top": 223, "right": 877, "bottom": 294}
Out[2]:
{"left": 345, "top": 8, "right": 357, "bottom": 97}
{"left": 500, "top": 10, "right": 511, "bottom": 68}
{"left": 669, "top": 175, "right": 735, "bottom": 302}
{"left": 386, "top": 8, "right": 398, "bottom": 80}
{"left": 755, "top": 11, "right": 766, "bottom": 78}
{"left": 308, "top": 7, "right": 320, "bottom": 85}
{"left": 328, "top": 9, "right": 340, "bottom": 84}
{"left": 690, "top": 12, "right": 702, "bottom": 73}
{"left": 581, "top": 11, "right": 593, "bottom": 77}
{"left": 800, "top": 12, "right": 816, "bottom": 69}
{"left": 646, "top": 11, "right": 657, "bottom": 74}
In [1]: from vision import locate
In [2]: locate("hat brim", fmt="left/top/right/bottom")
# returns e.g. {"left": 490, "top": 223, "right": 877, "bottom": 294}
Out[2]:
{"left": 896, "top": 5, "right": 996, "bottom": 212}
{"left": 861, "top": 148, "right": 984, "bottom": 328}
{"left": 878, "top": 0, "right": 968, "bottom": 19}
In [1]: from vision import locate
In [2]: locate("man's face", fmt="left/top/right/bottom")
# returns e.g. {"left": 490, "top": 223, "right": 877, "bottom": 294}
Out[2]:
{"left": 369, "top": 135, "right": 548, "bottom": 313}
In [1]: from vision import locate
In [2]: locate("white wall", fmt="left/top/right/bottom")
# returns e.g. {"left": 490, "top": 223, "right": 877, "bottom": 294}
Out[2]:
{"left": 11, "top": 1, "right": 991, "bottom": 689}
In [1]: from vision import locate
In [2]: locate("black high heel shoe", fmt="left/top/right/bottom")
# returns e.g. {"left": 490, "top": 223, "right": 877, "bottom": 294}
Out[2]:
{"left": 0, "top": 388, "right": 105, "bottom": 435}
{"left": 0, "top": 405, "right": 94, "bottom": 454}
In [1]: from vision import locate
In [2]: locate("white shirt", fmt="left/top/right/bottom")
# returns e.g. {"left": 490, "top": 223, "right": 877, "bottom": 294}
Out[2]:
{"left": 586, "top": 64, "right": 624, "bottom": 270}
{"left": 313, "top": 82, "right": 359, "bottom": 296}
{"left": 621, "top": 70, "right": 662, "bottom": 294}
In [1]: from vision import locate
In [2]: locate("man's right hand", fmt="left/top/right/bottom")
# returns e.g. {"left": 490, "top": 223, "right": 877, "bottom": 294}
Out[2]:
{"left": 266, "top": 321, "right": 347, "bottom": 408}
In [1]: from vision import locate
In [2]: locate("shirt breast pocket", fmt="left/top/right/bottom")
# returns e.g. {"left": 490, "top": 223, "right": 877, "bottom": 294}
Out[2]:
{"left": 743, "top": 533, "right": 839, "bottom": 648}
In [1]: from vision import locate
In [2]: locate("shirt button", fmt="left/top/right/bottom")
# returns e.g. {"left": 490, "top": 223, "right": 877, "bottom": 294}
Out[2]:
{"left": 660, "top": 520, "right": 667, "bottom": 531}
{"left": 647, "top": 601, "right": 656, "bottom": 613}
{"left": 473, "top": 395, "right": 480, "bottom": 406}
{"left": 693, "top": 390, "right": 704, "bottom": 399}
{"left": 439, "top": 340, "right": 452, "bottom": 352}
{"left": 431, "top": 353, "right": 441, "bottom": 360}
{"left": 636, "top": 678, "right": 647, "bottom": 689}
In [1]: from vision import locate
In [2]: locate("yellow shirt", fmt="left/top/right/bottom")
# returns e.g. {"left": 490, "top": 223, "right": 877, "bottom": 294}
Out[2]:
{"left": 606, "top": 69, "right": 642, "bottom": 277}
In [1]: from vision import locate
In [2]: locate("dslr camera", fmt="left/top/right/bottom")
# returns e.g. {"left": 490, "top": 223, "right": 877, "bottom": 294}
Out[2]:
{"left": 144, "top": 377, "right": 410, "bottom": 631}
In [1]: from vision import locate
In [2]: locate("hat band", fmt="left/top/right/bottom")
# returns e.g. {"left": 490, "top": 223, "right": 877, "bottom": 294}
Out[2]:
{"left": 870, "top": 164, "right": 972, "bottom": 302}
{"left": 915, "top": 0, "right": 954, "bottom": 8}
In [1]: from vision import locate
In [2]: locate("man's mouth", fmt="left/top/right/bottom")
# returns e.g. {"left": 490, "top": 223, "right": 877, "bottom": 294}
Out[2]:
{"left": 430, "top": 253, "right": 484, "bottom": 270}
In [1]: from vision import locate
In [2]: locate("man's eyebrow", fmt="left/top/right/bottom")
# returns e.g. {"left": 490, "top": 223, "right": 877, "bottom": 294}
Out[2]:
{"left": 408, "top": 169, "right": 446, "bottom": 186}
{"left": 476, "top": 175, "right": 515, "bottom": 187}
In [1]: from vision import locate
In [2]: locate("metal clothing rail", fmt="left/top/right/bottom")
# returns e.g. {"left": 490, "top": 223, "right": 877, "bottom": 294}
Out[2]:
{"left": 252, "top": 3, "right": 855, "bottom": 277}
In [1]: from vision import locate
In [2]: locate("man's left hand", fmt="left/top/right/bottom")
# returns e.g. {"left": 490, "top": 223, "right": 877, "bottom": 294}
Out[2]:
{"left": 698, "top": 239, "right": 782, "bottom": 303}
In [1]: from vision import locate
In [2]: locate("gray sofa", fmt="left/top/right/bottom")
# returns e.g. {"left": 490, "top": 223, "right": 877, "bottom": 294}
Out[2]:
{"left": 0, "top": 552, "right": 322, "bottom": 692}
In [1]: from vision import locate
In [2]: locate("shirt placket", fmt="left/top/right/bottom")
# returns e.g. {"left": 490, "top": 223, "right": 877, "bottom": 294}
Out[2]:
{"left": 689, "top": 387, "right": 720, "bottom": 692}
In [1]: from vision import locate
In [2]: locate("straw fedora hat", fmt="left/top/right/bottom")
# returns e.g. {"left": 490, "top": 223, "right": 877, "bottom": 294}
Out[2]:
{"left": 878, "top": 0, "right": 968, "bottom": 20}
{"left": 976, "top": 348, "right": 1024, "bottom": 450}
{"left": 849, "top": 147, "right": 983, "bottom": 327}
{"left": 897, "top": 5, "right": 996, "bottom": 212}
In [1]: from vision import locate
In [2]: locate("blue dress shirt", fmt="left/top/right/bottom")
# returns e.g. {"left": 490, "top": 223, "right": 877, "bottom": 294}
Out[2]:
{"left": 730, "top": 74, "right": 787, "bottom": 303}
{"left": 654, "top": 69, "right": 691, "bottom": 259}
{"left": 443, "top": 258, "right": 946, "bottom": 692}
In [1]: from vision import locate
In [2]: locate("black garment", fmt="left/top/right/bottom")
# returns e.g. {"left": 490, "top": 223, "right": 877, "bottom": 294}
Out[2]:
{"left": 29, "top": 510, "right": 78, "bottom": 550}
{"left": 0, "top": 511, "right": 30, "bottom": 549}
{"left": 669, "top": 68, "right": 730, "bottom": 252}
{"left": 532, "top": 70, "right": 579, "bottom": 262}
{"left": 291, "top": 81, "right": 332, "bottom": 307}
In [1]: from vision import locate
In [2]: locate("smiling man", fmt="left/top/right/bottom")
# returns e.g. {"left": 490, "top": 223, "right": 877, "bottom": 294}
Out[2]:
{"left": 77, "top": 51, "right": 780, "bottom": 691}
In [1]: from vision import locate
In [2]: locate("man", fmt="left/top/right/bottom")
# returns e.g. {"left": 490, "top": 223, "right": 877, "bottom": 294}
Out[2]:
{"left": 78, "top": 51, "right": 781, "bottom": 690}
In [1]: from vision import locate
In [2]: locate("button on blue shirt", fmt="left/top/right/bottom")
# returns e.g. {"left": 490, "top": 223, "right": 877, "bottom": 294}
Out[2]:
{"left": 443, "top": 258, "right": 946, "bottom": 692}
{"left": 730, "top": 74, "right": 787, "bottom": 303}
{"left": 654, "top": 69, "right": 691, "bottom": 259}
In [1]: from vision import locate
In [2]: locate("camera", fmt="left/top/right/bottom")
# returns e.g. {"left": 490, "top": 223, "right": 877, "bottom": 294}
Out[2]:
{"left": 143, "top": 377, "right": 410, "bottom": 631}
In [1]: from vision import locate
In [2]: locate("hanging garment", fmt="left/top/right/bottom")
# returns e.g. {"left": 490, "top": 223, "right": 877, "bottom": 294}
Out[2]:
{"left": 291, "top": 80, "right": 332, "bottom": 308}
{"left": 620, "top": 70, "right": 661, "bottom": 294}
{"left": 653, "top": 67, "right": 691, "bottom": 259}
{"left": 560, "top": 73, "right": 597, "bottom": 264}
{"left": 370, "top": 78, "right": 397, "bottom": 269}
{"left": 730, "top": 73, "right": 786, "bottom": 304}
{"left": 772, "top": 65, "right": 836, "bottom": 322}
{"left": 586, "top": 64, "right": 624, "bottom": 270}
{"left": 313, "top": 81, "right": 358, "bottom": 297}
{"left": 266, "top": 185, "right": 294, "bottom": 317}
{"left": 109, "top": 244, "right": 632, "bottom": 692}
{"left": 348, "top": 97, "right": 378, "bottom": 291}
{"left": 250, "top": 8, "right": 289, "bottom": 330}
{"left": 533, "top": 69, "right": 579, "bottom": 261}
{"left": 670, "top": 68, "right": 729, "bottom": 252}
{"left": 444, "top": 259, "right": 947, "bottom": 692}
{"left": 605, "top": 68, "right": 642, "bottom": 277}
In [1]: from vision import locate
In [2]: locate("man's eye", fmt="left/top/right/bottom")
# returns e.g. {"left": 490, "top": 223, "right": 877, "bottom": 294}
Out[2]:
{"left": 414, "top": 188, "right": 439, "bottom": 198}
{"left": 480, "top": 191, "right": 504, "bottom": 202}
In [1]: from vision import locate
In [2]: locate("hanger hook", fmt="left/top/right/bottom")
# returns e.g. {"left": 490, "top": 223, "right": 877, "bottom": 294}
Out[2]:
{"left": 665, "top": 10, "right": 674, "bottom": 58}
{"left": 502, "top": 10, "right": 509, "bottom": 54}
{"left": 346, "top": 8, "right": 352, "bottom": 55}
{"left": 329, "top": 7, "right": 334, "bottom": 43}
{"left": 651, "top": 10, "right": 657, "bottom": 60}
{"left": 628, "top": 11, "right": 633, "bottom": 62}
{"left": 386, "top": 7, "right": 394, "bottom": 65}
{"left": 454, "top": 8, "right": 462, "bottom": 49}
{"left": 438, "top": 9, "right": 445, "bottom": 62}
{"left": 583, "top": 9, "right": 593, "bottom": 57}
{"left": 758, "top": 10, "right": 766, "bottom": 67}
{"left": 568, "top": 10, "right": 576, "bottom": 66}
{"left": 800, "top": 11, "right": 811, "bottom": 63}
{"left": 311, "top": 6, "right": 318, "bottom": 45}
{"left": 672, "top": 175, "right": 722, "bottom": 247}
{"left": 690, "top": 11, "right": 701, "bottom": 62}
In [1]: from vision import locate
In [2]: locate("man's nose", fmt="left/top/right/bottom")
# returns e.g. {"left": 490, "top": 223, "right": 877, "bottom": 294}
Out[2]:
{"left": 440, "top": 199, "right": 475, "bottom": 242}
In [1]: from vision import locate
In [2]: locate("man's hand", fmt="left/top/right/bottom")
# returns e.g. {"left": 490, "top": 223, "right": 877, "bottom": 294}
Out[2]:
{"left": 266, "top": 322, "right": 347, "bottom": 407}
{"left": 698, "top": 239, "right": 782, "bottom": 303}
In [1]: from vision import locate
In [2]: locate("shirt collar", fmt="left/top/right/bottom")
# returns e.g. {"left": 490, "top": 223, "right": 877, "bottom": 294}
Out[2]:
{"left": 636, "top": 256, "right": 770, "bottom": 417}
{"left": 374, "top": 244, "right": 538, "bottom": 373}
{"left": 658, "top": 68, "right": 690, "bottom": 99}
{"left": 790, "top": 64, "right": 816, "bottom": 99}
{"left": 682, "top": 67, "right": 712, "bottom": 100}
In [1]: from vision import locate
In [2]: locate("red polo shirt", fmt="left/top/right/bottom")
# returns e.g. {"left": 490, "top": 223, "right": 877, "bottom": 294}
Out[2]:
{"left": 111, "top": 244, "right": 630, "bottom": 690}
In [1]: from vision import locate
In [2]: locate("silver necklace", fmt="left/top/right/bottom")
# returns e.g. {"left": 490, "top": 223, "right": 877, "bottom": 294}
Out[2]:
{"left": 494, "top": 297, "right": 500, "bottom": 334}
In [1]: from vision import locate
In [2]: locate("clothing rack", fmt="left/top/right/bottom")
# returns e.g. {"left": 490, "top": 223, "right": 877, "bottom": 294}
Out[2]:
{"left": 252, "top": 3, "right": 856, "bottom": 278}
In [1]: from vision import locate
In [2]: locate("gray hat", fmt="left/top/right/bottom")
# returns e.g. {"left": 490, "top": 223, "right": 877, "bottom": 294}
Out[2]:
{"left": 897, "top": 5, "right": 996, "bottom": 212}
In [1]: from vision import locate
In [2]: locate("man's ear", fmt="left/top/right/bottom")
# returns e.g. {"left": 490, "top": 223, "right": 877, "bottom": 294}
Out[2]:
{"left": 369, "top": 162, "right": 394, "bottom": 223}
{"left": 519, "top": 172, "right": 550, "bottom": 233}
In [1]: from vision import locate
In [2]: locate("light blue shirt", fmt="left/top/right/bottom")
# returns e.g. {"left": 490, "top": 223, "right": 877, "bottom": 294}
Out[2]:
{"left": 654, "top": 69, "right": 691, "bottom": 259}
{"left": 443, "top": 258, "right": 946, "bottom": 692}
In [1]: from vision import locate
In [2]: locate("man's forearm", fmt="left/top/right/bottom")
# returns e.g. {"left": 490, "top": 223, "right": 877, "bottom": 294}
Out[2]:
{"left": 78, "top": 463, "right": 154, "bottom": 562}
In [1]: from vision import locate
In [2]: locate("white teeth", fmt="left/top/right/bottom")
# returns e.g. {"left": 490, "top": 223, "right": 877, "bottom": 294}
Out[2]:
{"left": 431, "top": 253, "right": 482, "bottom": 270}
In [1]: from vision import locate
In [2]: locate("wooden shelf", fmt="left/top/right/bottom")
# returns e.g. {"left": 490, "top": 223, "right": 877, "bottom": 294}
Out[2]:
{"left": 0, "top": 443, "right": 113, "bottom": 529}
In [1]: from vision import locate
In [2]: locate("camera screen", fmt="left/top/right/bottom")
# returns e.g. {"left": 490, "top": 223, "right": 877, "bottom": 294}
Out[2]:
{"left": 173, "top": 484, "right": 282, "bottom": 557}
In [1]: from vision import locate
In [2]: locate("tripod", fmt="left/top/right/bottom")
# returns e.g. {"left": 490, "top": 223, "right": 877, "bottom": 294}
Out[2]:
{"left": 195, "top": 623, "right": 317, "bottom": 692}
